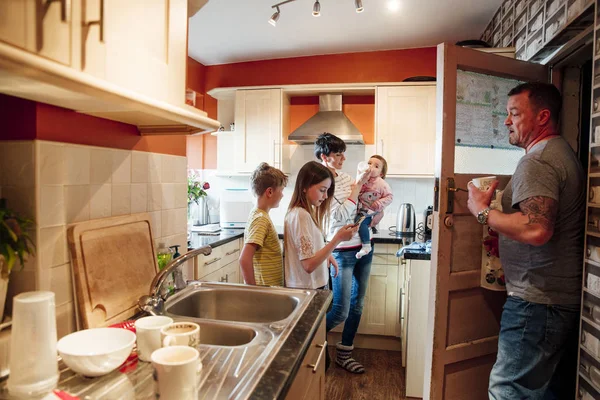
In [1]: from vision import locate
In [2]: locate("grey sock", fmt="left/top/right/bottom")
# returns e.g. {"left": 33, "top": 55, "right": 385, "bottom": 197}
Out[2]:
{"left": 335, "top": 342, "right": 365, "bottom": 374}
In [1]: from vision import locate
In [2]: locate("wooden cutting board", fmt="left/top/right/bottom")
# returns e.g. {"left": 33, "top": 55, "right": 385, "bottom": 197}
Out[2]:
{"left": 67, "top": 214, "right": 159, "bottom": 329}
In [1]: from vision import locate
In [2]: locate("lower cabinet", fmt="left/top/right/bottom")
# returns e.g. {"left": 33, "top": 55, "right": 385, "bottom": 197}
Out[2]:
{"left": 195, "top": 238, "right": 243, "bottom": 284}
{"left": 285, "top": 316, "right": 326, "bottom": 400}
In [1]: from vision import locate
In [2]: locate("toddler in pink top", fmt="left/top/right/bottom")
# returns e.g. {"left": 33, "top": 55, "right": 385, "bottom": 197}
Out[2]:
{"left": 355, "top": 155, "right": 394, "bottom": 259}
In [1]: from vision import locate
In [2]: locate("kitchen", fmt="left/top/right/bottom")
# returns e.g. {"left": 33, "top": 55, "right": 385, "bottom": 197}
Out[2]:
{"left": 0, "top": 0, "right": 598, "bottom": 399}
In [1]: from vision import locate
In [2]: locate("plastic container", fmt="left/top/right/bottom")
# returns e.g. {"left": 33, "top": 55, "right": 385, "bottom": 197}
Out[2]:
{"left": 157, "top": 243, "right": 174, "bottom": 271}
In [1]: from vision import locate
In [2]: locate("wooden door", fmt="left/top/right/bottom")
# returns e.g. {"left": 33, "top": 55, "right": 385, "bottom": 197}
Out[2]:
{"left": 0, "top": 0, "right": 70, "bottom": 65}
{"left": 424, "top": 43, "right": 548, "bottom": 400}
{"left": 376, "top": 84, "right": 436, "bottom": 176}
{"left": 235, "top": 89, "right": 282, "bottom": 173}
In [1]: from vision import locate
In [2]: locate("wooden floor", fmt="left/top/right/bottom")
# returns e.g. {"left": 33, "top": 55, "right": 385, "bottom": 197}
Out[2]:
{"left": 325, "top": 348, "right": 409, "bottom": 400}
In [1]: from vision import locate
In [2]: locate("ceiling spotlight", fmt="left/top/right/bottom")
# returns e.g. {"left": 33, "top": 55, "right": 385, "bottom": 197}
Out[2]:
{"left": 355, "top": 0, "right": 364, "bottom": 13}
{"left": 313, "top": 0, "right": 321, "bottom": 17}
{"left": 269, "top": 7, "right": 280, "bottom": 26}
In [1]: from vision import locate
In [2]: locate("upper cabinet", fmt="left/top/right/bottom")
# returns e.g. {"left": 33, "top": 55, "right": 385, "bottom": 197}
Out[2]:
{"left": 81, "top": 0, "right": 186, "bottom": 106}
{"left": 0, "top": 0, "right": 219, "bottom": 134}
{"left": 376, "top": 85, "right": 436, "bottom": 176}
{"left": 217, "top": 89, "right": 290, "bottom": 175}
{"left": 0, "top": 0, "right": 71, "bottom": 65}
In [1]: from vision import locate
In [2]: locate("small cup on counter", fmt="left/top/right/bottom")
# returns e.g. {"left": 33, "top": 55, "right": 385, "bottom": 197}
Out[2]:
{"left": 161, "top": 322, "right": 200, "bottom": 348}
{"left": 135, "top": 316, "right": 174, "bottom": 362}
{"left": 152, "top": 346, "right": 201, "bottom": 400}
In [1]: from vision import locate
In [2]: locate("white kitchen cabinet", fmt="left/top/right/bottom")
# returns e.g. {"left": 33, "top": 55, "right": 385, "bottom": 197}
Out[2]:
{"left": 376, "top": 85, "right": 436, "bottom": 176}
{"left": 80, "top": 0, "right": 187, "bottom": 106}
{"left": 0, "top": 0, "right": 71, "bottom": 65}
{"left": 405, "top": 259, "right": 431, "bottom": 398}
{"left": 331, "top": 243, "right": 402, "bottom": 337}
{"left": 217, "top": 89, "right": 290, "bottom": 175}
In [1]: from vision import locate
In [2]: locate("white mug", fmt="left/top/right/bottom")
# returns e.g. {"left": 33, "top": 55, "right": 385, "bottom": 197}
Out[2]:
{"left": 135, "top": 316, "right": 173, "bottom": 362}
{"left": 161, "top": 322, "right": 200, "bottom": 348}
{"left": 151, "top": 346, "right": 201, "bottom": 400}
{"left": 590, "top": 186, "right": 600, "bottom": 204}
{"left": 595, "top": 126, "right": 600, "bottom": 144}
{"left": 471, "top": 176, "right": 497, "bottom": 191}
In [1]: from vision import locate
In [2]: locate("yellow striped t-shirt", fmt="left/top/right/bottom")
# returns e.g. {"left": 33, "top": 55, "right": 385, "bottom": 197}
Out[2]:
{"left": 244, "top": 208, "right": 283, "bottom": 286}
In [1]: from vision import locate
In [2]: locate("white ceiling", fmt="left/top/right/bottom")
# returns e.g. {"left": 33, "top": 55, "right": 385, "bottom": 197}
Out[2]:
{"left": 188, "top": 0, "right": 503, "bottom": 66}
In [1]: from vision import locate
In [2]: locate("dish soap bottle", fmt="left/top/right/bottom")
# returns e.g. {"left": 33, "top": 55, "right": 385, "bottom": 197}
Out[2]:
{"left": 156, "top": 243, "right": 175, "bottom": 295}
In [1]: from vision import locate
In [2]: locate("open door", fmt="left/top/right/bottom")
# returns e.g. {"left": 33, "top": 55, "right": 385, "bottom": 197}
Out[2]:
{"left": 423, "top": 43, "right": 549, "bottom": 399}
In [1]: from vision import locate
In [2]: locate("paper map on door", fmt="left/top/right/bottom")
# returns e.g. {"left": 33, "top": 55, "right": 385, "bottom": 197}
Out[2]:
{"left": 456, "top": 70, "right": 524, "bottom": 150}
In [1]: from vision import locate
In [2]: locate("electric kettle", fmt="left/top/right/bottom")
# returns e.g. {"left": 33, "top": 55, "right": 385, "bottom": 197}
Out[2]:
{"left": 394, "top": 203, "right": 416, "bottom": 238}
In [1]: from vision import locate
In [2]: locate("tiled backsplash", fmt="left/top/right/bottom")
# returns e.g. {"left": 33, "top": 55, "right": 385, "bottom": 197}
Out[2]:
{"left": 192, "top": 144, "right": 435, "bottom": 233}
{"left": 0, "top": 140, "right": 189, "bottom": 338}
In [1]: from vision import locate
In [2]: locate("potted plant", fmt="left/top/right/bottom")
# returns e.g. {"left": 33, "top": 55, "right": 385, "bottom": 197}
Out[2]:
{"left": 0, "top": 199, "right": 35, "bottom": 322}
{"left": 187, "top": 172, "right": 211, "bottom": 225}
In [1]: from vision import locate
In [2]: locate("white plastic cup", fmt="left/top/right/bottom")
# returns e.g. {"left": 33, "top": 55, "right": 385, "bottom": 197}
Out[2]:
{"left": 7, "top": 291, "right": 59, "bottom": 397}
{"left": 357, "top": 161, "right": 370, "bottom": 173}
{"left": 151, "top": 346, "right": 201, "bottom": 400}
{"left": 135, "top": 316, "right": 173, "bottom": 362}
{"left": 471, "top": 176, "right": 497, "bottom": 191}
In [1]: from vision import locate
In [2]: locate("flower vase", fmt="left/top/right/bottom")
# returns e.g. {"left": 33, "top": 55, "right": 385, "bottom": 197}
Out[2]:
{"left": 197, "top": 197, "right": 210, "bottom": 225}
{"left": 0, "top": 255, "right": 8, "bottom": 323}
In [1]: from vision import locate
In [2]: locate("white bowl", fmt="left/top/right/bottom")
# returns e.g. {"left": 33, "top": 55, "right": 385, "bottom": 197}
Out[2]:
{"left": 57, "top": 328, "right": 136, "bottom": 377}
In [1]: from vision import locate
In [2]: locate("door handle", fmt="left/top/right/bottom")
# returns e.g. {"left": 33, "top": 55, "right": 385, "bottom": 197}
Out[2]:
{"left": 307, "top": 341, "right": 327, "bottom": 373}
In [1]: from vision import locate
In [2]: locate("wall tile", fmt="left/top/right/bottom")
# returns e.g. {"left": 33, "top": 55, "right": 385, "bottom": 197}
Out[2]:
{"left": 0, "top": 142, "right": 35, "bottom": 186}
{"left": 131, "top": 183, "right": 148, "bottom": 214}
{"left": 149, "top": 211, "right": 162, "bottom": 240}
{"left": 148, "top": 183, "right": 162, "bottom": 211}
{"left": 161, "top": 183, "right": 176, "bottom": 210}
{"left": 39, "top": 226, "right": 67, "bottom": 269}
{"left": 175, "top": 183, "right": 188, "bottom": 208}
{"left": 39, "top": 141, "right": 65, "bottom": 185}
{"left": 90, "top": 148, "right": 113, "bottom": 184}
{"left": 112, "top": 150, "right": 131, "bottom": 184}
{"left": 149, "top": 153, "right": 162, "bottom": 183}
{"left": 56, "top": 302, "right": 76, "bottom": 339}
{"left": 112, "top": 184, "right": 131, "bottom": 216}
{"left": 175, "top": 156, "right": 187, "bottom": 183}
{"left": 175, "top": 207, "right": 187, "bottom": 235}
{"left": 65, "top": 185, "right": 91, "bottom": 223}
{"left": 90, "top": 184, "right": 112, "bottom": 219}
{"left": 2, "top": 185, "right": 36, "bottom": 222}
{"left": 6, "top": 269, "right": 37, "bottom": 312}
{"left": 64, "top": 145, "right": 90, "bottom": 185}
{"left": 161, "top": 209, "right": 178, "bottom": 237}
{"left": 51, "top": 263, "right": 73, "bottom": 307}
{"left": 131, "top": 152, "right": 149, "bottom": 183}
{"left": 40, "top": 185, "right": 65, "bottom": 227}
{"left": 161, "top": 155, "right": 179, "bottom": 183}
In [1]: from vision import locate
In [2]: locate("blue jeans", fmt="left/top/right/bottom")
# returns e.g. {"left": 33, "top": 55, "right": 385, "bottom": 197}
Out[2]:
{"left": 326, "top": 248, "right": 373, "bottom": 346}
{"left": 357, "top": 215, "right": 372, "bottom": 245}
{"left": 488, "top": 296, "right": 580, "bottom": 400}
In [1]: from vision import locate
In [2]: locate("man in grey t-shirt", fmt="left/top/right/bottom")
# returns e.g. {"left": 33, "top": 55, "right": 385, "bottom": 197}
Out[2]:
{"left": 467, "top": 82, "right": 585, "bottom": 399}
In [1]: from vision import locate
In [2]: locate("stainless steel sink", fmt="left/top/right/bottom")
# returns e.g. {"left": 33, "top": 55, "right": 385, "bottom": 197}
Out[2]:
{"left": 192, "top": 320, "right": 258, "bottom": 347}
{"left": 166, "top": 286, "right": 300, "bottom": 323}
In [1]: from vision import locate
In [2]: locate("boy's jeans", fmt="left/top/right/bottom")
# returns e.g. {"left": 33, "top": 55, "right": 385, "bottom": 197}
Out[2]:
{"left": 488, "top": 295, "right": 579, "bottom": 400}
{"left": 357, "top": 215, "right": 372, "bottom": 245}
{"left": 326, "top": 248, "right": 373, "bottom": 346}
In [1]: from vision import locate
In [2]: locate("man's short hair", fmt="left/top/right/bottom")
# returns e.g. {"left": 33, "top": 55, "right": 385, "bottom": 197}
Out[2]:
{"left": 508, "top": 82, "right": 562, "bottom": 124}
{"left": 314, "top": 132, "right": 347, "bottom": 160}
{"left": 250, "top": 162, "right": 288, "bottom": 197}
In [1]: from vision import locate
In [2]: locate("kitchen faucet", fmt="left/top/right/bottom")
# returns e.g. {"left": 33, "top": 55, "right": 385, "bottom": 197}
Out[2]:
{"left": 138, "top": 244, "right": 213, "bottom": 315}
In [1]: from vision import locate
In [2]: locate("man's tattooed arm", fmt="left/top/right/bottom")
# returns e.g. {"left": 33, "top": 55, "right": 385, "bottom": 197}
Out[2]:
{"left": 519, "top": 196, "right": 558, "bottom": 231}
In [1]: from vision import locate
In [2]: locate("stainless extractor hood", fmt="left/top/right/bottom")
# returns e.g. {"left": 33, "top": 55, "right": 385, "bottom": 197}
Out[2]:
{"left": 288, "top": 94, "right": 365, "bottom": 144}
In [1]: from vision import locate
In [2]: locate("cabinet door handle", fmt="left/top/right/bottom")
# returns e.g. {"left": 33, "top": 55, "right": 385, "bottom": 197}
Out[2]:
{"left": 205, "top": 257, "right": 222, "bottom": 266}
{"left": 225, "top": 273, "right": 229, "bottom": 283}
{"left": 225, "top": 249, "right": 240, "bottom": 256}
{"left": 42, "top": 0, "right": 70, "bottom": 22}
{"left": 219, "top": 276, "right": 227, "bottom": 282}
{"left": 307, "top": 341, "right": 327, "bottom": 373}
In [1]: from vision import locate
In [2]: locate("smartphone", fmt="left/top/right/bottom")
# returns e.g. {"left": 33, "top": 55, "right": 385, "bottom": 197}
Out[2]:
{"left": 353, "top": 215, "right": 366, "bottom": 227}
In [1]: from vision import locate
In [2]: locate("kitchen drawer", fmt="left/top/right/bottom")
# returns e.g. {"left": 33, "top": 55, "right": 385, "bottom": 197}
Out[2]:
{"left": 221, "top": 239, "right": 241, "bottom": 266}
{"left": 285, "top": 316, "right": 326, "bottom": 400}
{"left": 195, "top": 246, "right": 224, "bottom": 279}
{"left": 373, "top": 243, "right": 400, "bottom": 265}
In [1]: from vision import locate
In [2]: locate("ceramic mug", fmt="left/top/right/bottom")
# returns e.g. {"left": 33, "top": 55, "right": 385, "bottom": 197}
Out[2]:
{"left": 595, "top": 126, "right": 600, "bottom": 144}
{"left": 151, "top": 346, "right": 201, "bottom": 400}
{"left": 471, "top": 176, "right": 497, "bottom": 191}
{"left": 161, "top": 322, "right": 200, "bottom": 348}
{"left": 590, "top": 187, "right": 600, "bottom": 204}
{"left": 135, "top": 316, "right": 173, "bottom": 362}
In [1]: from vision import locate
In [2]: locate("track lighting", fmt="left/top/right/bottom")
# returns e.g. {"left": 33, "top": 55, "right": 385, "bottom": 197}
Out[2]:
{"left": 269, "top": 7, "right": 280, "bottom": 26}
{"left": 312, "top": 0, "right": 321, "bottom": 17}
{"left": 355, "top": 0, "right": 364, "bottom": 13}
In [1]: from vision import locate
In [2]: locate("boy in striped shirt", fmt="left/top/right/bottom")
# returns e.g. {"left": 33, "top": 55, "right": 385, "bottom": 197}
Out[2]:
{"left": 239, "top": 163, "right": 288, "bottom": 286}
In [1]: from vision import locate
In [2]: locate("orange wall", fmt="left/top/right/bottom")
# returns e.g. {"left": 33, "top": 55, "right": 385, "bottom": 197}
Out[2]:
{"left": 191, "top": 47, "right": 436, "bottom": 169}
{"left": 0, "top": 94, "right": 187, "bottom": 156}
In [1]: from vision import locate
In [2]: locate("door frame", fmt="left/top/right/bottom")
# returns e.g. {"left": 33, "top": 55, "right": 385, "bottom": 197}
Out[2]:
{"left": 424, "top": 43, "right": 548, "bottom": 400}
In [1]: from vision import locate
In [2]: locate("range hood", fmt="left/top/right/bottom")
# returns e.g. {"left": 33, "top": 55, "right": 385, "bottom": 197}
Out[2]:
{"left": 288, "top": 94, "right": 364, "bottom": 144}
